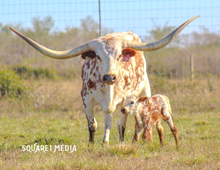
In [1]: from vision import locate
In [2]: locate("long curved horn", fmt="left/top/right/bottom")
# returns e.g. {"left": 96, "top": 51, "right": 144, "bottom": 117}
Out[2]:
{"left": 9, "top": 27, "right": 91, "bottom": 59}
{"left": 127, "top": 15, "right": 199, "bottom": 51}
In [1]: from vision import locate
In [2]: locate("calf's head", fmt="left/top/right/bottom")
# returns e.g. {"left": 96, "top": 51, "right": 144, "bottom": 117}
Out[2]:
{"left": 121, "top": 96, "right": 149, "bottom": 115}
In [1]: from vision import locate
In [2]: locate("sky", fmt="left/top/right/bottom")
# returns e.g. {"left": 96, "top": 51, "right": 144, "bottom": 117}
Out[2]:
{"left": 0, "top": 0, "right": 220, "bottom": 37}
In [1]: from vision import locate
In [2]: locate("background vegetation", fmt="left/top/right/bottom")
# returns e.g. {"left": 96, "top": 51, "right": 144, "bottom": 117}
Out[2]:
{"left": 0, "top": 16, "right": 219, "bottom": 169}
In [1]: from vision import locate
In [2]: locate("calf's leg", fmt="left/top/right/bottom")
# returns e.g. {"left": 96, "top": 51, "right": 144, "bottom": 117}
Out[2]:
{"left": 142, "top": 126, "right": 153, "bottom": 142}
{"left": 133, "top": 120, "right": 143, "bottom": 143}
{"left": 117, "top": 113, "right": 128, "bottom": 143}
{"left": 156, "top": 121, "right": 165, "bottom": 146}
{"left": 164, "top": 113, "right": 179, "bottom": 148}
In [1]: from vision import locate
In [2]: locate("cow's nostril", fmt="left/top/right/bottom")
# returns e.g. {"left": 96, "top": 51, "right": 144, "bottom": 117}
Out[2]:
{"left": 121, "top": 108, "right": 126, "bottom": 113}
{"left": 103, "top": 76, "right": 108, "bottom": 82}
{"left": 103, "top": 74, "right": 117, "bottom": 84}
{"left": 112, "top": 76, "right": 116, "bottom": 81}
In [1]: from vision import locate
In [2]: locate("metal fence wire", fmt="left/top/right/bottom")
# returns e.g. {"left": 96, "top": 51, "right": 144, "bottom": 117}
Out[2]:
{"left": 0, "top": 0, "right": 219, "bottom": 112}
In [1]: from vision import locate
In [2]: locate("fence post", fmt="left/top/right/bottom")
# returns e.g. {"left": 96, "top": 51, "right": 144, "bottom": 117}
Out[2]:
{"left": 190, "top": 55, "right": 194, "bottom": 80}
{"left": 98, "top": 0, "right": 102, "bottom": 37}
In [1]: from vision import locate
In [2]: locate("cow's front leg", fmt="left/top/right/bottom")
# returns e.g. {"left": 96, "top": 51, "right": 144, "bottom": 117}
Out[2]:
{"left": 84, "top": 102, "right": 97, "bottom": 143}
{"left": 117, "top": 113, "right": 128, "bottom": 143}
{"left": 103, "top": 112, "right": 113, "bottom": 144}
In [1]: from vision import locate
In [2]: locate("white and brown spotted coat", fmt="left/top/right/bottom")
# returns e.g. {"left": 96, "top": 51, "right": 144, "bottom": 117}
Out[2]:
{"left": 121, "top": 94, "right": 179, "bottom": 147}
{"left": 80, "top": 32, "right": 151, "bottom": 144}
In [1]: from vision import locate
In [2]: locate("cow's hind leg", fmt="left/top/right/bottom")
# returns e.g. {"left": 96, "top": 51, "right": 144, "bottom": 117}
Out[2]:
{"left": 103, "top": 112, "right": 113, "bottom": 145}
{"left": 117, "top": 113, "right": 128, "bottom": 143}
{"left": 84, "top": 101, "right": 97, "bottom": 143}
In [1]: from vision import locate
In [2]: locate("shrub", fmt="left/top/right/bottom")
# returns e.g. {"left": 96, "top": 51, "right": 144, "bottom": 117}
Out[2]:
{"left": 0, "top": 69, "right": 26, "bottom": 97}
{"left": 14, "top": 66, "right": 57, "bottom": 79}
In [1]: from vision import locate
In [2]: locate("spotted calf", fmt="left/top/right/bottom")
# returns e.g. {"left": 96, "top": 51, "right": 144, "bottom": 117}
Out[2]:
{"left": 121, "top": 94, "right": 179, "bottom": 147}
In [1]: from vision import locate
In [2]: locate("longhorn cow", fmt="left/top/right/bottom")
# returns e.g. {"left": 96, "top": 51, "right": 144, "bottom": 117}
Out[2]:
{"left": 9, "top": 16, "right": 199, "bottom": 144}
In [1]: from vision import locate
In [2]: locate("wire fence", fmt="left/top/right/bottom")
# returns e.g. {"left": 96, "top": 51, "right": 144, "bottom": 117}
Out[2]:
{"left": 0, "top": 0, "right": 219, "bottom": 112}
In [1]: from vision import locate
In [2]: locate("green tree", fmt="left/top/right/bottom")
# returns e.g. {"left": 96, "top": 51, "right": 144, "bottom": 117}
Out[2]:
{"left": 191, "top": 26, "right": 220, "bottom": 46}
{"left": 32, "top": 16, "right": 54, "bottom": 35}
{"left": 80, "top": 16, "right": 99, "bottom": 39}
{"left": 149, "top": 20, "right": 175, "bottom": 41}
{"left": 0, "top": 22, "right": 22, "bottom": 34}
{"left": 144, "top": 20, "right": 179, "bottom": 47}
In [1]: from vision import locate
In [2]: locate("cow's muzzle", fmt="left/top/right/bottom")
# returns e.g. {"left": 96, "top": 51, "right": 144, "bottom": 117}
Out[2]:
{"left": 103, "top": 74, "right": 116, "bottom": 85}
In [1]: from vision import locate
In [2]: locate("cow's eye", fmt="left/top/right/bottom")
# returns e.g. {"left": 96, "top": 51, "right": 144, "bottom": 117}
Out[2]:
{"left": 130, "top": 101, "right": 134, "bottom": 105}
{"left": 97, "top": 55, "right": 101, "bottom": 61}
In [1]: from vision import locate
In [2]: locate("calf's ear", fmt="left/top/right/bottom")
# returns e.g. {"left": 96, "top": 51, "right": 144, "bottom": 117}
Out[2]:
{"left": 138, "top": 97, "right": 149, "bottom": 102}
{"left": 81, "top": 51, "right": 96, "bottom": 60}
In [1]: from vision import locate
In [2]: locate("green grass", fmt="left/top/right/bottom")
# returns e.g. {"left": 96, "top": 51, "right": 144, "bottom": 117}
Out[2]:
{"left": 0, "top": 76, "right": 219, "bottom": 169}
{"left": 0, "top": 110, "right": 220, "bottom": 169}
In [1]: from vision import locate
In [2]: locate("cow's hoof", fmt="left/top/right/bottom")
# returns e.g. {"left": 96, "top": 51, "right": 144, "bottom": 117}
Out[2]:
{"left": 103, "top": 141, "right": 109, "bottom": 146}
{"left": 88, "top": 141, "right": 94, "bottom": 146}
{"left": 119, "top": 140, "right": 124, "bottom": 145}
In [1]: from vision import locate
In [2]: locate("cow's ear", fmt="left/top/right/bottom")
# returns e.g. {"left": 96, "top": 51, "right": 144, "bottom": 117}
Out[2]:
{"left": 122, "top": 48, "right": 136, "bottom": 57}
{"left": 122, "top": 48, "right": 136, "bottom": 62}
{"left": 81, "top": 51, "right": 96, "bottom": 60}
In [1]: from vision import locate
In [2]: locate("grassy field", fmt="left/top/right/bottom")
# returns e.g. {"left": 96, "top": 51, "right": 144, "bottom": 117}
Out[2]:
{"left": 0, "top": 77, "right": 220, "bottom": 169}
{"left": 0, "top": 111, "right": 219, "bottom": 169}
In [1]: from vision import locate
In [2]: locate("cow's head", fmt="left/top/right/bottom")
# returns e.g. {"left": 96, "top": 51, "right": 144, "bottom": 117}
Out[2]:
{"left": 9, "top": 16, "right": 199, "bottom": 85}
{"left": 81, "top": 36, "right": 138, "bottom": 85}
